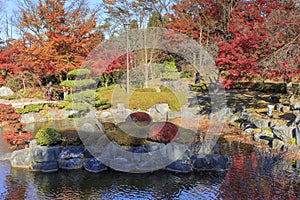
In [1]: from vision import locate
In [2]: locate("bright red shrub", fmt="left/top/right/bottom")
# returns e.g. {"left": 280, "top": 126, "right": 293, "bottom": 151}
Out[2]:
{"left": 148, "top": 122, "right": 178, "bottom": 143}
{"left": 0, "top": 104, "right": 33, "bottom": 146}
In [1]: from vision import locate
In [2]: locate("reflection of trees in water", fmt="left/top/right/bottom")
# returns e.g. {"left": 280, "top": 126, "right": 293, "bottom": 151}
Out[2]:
{"left": 32, "top": 170, "right": 226, "bottom": 199}
{"left": 4, "top": 175, "right": 26, "bottom": 200}
{"left": 219, "top": 141, "right": 300, "bottom": 199}
{"left": 4, "top": 170, "right": 28, "bottom": 200}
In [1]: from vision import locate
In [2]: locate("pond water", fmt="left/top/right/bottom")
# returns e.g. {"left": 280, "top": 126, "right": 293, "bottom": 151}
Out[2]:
{"left": 0, "top": 121, "right": 300, "bottom": 199}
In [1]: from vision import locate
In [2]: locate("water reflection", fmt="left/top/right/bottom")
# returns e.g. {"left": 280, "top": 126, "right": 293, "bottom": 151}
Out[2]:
{"left": 219, "top": 140, "right": 300, "bottom": 199}
{"left": 0, "top": 121, "right": 300, "bottom": 199}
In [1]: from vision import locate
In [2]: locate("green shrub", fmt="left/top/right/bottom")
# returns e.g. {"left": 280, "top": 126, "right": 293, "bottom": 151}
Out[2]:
{"left": 67, "top": 69, "right": 91, "bottom": 77}
{"left": 15, "top": 104, "right": 44, "bottom": 114}
{"left": 60, "top": 79, "right": 96, "bottom": 89}
{"left": 180, "top": 71, "right": 193, "bottom": 78}
{"left": 160, "top": 86, "right": 173, "bottom": 93}
{"left": 0, "top": 94, "right": 16, "bottom": 100}
{"left": 64, "top": 90, "right": 98, "bottom": 103}
{"left": 191, "top": 83, "right": 208, "bottom": 92}
{"left": 135, "top": 88, "right": 157, "bottom": 92}
{"left": 65, "top": 102, "right": 91, "bottom": 111}
{"left": 58, "top": 101, "right": 69, "bottom": 109}
{"left": 96, "top": 84, "right": 120, "bottom": 92}
{"left": 231, "top": 82, "right": 253, "bottom": 89}
{"left": 263, "top": 127, "right": 272, "bottom": 132}
{"left": 129, "top": 91, "right": 181, "bottom": 111}
{"left": 64, "top": 90, "right": 110, "bottom": 110}
{"left": 288, "top": 138, "right": 296, "bottom": 145}
{"left": 35, "top": 128, "right": 61, "bottom": 146}
{"left": 252, "top": 82, "right": 286, "bottom": 93}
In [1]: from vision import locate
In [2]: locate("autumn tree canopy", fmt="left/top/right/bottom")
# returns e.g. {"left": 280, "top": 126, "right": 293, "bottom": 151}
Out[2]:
{"left": 167, "top": 0, "right": 300, "bottom": 88}
{"left": 0, "top": 0, "right": 299, "bottom": 90}
{"left": 0, "top": 0, "right": 102, "bottom": 84}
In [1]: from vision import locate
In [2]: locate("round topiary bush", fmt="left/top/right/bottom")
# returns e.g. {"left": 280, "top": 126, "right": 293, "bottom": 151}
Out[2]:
{"left": 35, "top": 128, "right": 61, "bottom": 146}
{"left": 148, "top": 122, "right": 178, "bottom": 143}
{"left": 125, "top": 112, "right": 153, "bottom": 126}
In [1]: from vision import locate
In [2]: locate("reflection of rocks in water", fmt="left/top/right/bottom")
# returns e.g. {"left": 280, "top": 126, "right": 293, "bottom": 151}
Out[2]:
{"left": 32, "top": 170, "right": 227, "bottom": 199}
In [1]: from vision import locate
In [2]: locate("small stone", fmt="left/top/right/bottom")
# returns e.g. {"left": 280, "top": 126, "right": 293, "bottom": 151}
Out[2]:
{"left": 272, "top": 139, "right": 284, "bottom": 150}
{"left": 0, "top": 86, "right": 14, "bottom": 97}
{"left": 83, "top": 158, "right": 107, "bottom": 173}
{"left": 166, "top": 160, "right": 193, "bottom": 173}
{"left": 58, "top": 158, "right": 83, "bottom": 169}
{"left": 191, "top": 154, "right": 231, "bottom": 171}
{"left": 294, "top": 102, "right": 300, "bottom": 110}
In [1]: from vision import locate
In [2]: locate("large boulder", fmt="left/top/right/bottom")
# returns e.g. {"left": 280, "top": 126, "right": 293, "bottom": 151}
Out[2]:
{"left": 31, "top": 161, "right": 59, "bottom": 173}
{"left": 20, "top": 112, "right": 44, "bottom": 124}
{"left": 247, "top": 116, "right": 269, "bottom": 129}
{"left": 0, "top": 86, "right": 14, "bottom": 97}
{"left": 58, "top": 146, "right": 84, "bottom": 160}
{"left": 32, "top": 145, "right": 61, "bottom": 163}
{"left": 272, "top": 125, "right": 294, "bottom": 143}
{"left": 61, "top": 110, "right": 79, "bottom": 118}
{"left": 10, "top": 148, "right": 32, "bottom": 168}
{"left": 83, "top": 158, "right": 107, "bottom": 173}
{"left": 148, "top": 104, "right": 169, "bottom": 121}
{"left": 191, "top": 154, "right": 231, "bottom": 171}
{"left": 166, "top": 160, "right": 193, "bottom": 173}
{"left": 58, "top": 158, "right": 83, "bottom": 169}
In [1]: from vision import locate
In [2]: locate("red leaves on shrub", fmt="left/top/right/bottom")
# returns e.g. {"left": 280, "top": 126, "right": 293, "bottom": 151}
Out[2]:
{"left": 148, "top": 122, "right": 178, "bottom": 143}
{"left": 125, "top": 112, "right": 153, "bottom": 124}
{"left": 2, "top": 131, "right": 33, "bottom": 145}
{"left": 0, "top": 104, "right": 33, "bottom": 146}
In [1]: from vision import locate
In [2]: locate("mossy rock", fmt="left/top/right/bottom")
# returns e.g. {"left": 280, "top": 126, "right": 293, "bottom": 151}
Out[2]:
{"left": 104, "top": 122, "right": 148, "bottom": 146}
{"left": 60, "top": 129, "right": 82, "bottom": 146}
{"left": 263, "top": 127, "right": 272, "bottom": 133}
{"left": 253, "top": 128, "right": 262, "bottom": 134}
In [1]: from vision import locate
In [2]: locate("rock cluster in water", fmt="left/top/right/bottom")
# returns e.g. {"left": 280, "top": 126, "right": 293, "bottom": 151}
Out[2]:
{"left": 0, "top": 139, "right": 231, "bottom": 173}
{"left": 0, "top": 111, "right": 231, "bottom": 173}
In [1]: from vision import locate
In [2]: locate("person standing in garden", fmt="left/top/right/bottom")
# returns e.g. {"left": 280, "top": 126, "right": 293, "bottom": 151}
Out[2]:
{"left": 46, "top": 82, "right": 53, "bottom": 101}
{"left": 195, "top": 72, "right": 200, "bottom": 84}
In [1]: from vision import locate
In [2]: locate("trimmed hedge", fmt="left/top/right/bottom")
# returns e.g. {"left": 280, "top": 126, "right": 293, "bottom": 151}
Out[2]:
{"left": 16, "top": 104, "right": 44, "bottom": 114}
{"left": 160, "top": 86, "right": 173, "bottom": 93}
{"left": 135, "top": 88, "right": 157, "bottom": 92}
{"left": 129, "top": 91, "right": 181, "bottom": 111}
{"left": 60, "top": 79, "right": 96, "bottom": 89}
{"left": 67, "top": 69, "right": 91, "bottom": 77}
